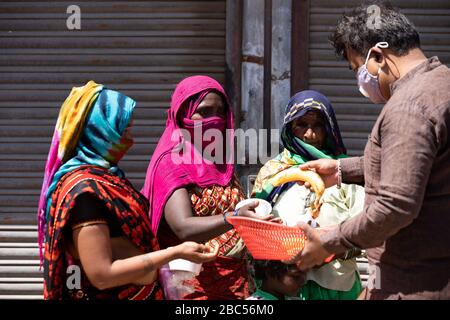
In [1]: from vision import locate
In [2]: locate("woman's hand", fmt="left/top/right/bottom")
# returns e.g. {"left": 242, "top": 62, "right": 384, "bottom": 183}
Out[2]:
{"left": 299, "top": 159, "right": 339, "bottom": 188}
{"left": 175, "top": 241, "right": 219, "bottom": 263}
{"left": 134, "top": 242, "right": 218, "bottom": 286}
{"left": 269, "top": 217, "right": 283, "bottom": 224}
{"left": 236, "top": 200, "right": 275, "bottom": 221}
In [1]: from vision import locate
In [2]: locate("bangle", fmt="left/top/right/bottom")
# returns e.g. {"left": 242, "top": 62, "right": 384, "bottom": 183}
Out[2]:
{"left": 224, "top": 210, "right": 239, "bottom": 226}
{"left": 337, "top": 159, "right": 342, "bottom": 189}
{"left": 223, "top": 212, "right": 230, "bottom": 225}
{"left": 223, "top": 209, "right": 239, "bottom": 226}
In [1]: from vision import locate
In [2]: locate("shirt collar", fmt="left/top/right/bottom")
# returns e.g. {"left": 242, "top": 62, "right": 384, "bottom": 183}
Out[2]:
{"left": 390, "top": 56, "right": 441, "bottom": 95}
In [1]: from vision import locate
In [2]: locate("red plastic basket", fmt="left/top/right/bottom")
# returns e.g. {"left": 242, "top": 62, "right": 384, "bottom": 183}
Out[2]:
{"left": 227, "top": 216, "right": 307, "bottom": 261}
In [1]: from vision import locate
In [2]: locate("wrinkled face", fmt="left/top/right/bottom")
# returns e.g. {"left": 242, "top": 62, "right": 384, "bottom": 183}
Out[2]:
{"left": 272, "top": 265, "right": 306, "bottom": 297}
{"left": 190, "top": 92, "right": 226, "bottom": 120}
{"left": 291, "top": 110, "right": 326, "bottom": 149}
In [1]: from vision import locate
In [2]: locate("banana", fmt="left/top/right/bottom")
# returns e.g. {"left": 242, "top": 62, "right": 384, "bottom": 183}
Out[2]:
{"left": 269, "top": 167, "right": 325, "bottom": 218}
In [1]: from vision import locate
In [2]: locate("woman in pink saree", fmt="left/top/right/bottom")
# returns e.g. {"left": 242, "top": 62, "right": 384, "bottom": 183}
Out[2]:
{"left": 141, "top": 76, "right": 272, "bottom": 300}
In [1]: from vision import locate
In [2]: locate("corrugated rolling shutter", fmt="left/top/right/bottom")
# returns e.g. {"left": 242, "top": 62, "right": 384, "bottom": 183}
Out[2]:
{"left": 307, "top": 0, "right": 450, "bottom": 287}
{"left": 0, "top": 0, "right": 226, "bottom": 299}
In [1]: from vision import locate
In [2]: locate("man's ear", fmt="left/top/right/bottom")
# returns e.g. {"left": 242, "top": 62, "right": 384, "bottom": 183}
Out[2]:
{"left": 371, "top": 47, "right": 387, "bottom": 68}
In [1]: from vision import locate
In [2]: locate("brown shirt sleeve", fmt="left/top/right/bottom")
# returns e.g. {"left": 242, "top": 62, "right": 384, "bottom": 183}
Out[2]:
{"left": 340, "top": 156, "right": 365, "bottom": 185}
{"left": 321, "top": 105, "right": 439, "bottom": 253}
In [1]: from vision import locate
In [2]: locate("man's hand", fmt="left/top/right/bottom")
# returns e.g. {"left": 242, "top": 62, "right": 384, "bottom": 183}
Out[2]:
{"left": 289, "top": 222, "right": 334, "bottom": 272}
{"left": 299, "top": 159, "right": 339, "bottom": 188}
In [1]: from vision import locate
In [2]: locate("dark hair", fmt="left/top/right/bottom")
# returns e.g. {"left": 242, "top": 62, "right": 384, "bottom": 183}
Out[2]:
{"left": 329, "top": 1, "right": 420, "bottom": 60}
{"left": 253, "top": 259, "right": 294, "bottom": 280}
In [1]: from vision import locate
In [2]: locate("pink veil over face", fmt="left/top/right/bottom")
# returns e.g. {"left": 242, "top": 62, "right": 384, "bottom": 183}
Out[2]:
{"left": 140, "top": 76, "right": 235, "bottom": 234}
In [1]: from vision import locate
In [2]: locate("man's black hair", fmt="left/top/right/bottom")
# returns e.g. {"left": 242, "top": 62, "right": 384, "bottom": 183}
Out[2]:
{"left": 329, "top": 1, "right": 421, "bottom": 60}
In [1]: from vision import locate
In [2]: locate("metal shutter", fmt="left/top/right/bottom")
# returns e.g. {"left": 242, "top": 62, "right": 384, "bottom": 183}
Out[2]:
{"left": 307, "top": 0, "right": 450, "bottom": 287}
{"left": 0, "top": 0, "right": 226, "bottom": 299}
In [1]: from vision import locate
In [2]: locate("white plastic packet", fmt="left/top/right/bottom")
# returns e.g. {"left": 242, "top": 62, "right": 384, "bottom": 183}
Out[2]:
{"left": 159, "top": 260, "right": 202, "bottom": 300}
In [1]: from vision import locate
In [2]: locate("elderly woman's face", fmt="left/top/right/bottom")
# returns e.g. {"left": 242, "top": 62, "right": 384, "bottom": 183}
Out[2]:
{"left": 191, "top": 92, "right": 226, "bottom": 120}
{"left": 291, "top": 110, "right": 326, "bottom": 149}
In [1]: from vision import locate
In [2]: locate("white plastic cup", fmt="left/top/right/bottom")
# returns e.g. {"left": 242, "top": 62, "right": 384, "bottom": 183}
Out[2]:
{"left": 168, "top": 259, "right": 202, "bottom": 276}
{"left": 235, "top": 198, "right": 272, "bottom": 217}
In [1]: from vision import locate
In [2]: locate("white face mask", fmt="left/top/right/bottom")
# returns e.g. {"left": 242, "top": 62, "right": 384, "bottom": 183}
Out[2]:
{"left": 357, "top": 42, "right": 389, "bottom": 104}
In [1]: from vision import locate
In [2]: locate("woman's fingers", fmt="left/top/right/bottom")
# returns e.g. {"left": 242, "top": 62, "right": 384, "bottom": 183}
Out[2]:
{"left": 242, "top": 200, "right": 259, "bottom": 211}
{"left": 207, "top": 243, "right": 220, "bottom": 256}
{"left": 236, "top": 201, "right": 259, "bottom": 217}
{"left": 260, "top": 214, "right": 274, "bottom": 221}
{"left": 203, "top": 243, "right": 219, "bottom": 255}
{"left": 269, "top": 217, "right": 283, "bottom": 224}
{"left": 196, "top": 243, "right": 219, "bottom": 261}
{"left": 181, "top": 242, "right": 218, "bottom": 263}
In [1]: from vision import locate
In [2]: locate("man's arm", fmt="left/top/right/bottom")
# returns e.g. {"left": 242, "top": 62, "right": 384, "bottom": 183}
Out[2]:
{"left": 321, "top": 109, "right": 438, "bottom": 253}
{"left": 340, "top": 156, "right": 365, "bottom": 185}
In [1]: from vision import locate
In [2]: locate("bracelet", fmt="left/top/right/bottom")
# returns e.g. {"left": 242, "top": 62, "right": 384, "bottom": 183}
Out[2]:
{"left": 337, "top": 159, "right": 342, "bottom": 189}
{"left": 224, "top": 209, "right": 239, "bottom": 226}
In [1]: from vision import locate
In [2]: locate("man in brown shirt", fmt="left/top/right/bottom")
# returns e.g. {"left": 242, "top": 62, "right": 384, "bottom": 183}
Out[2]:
{"left": 293, "top": 3, "right": 450, "bottom": 299}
